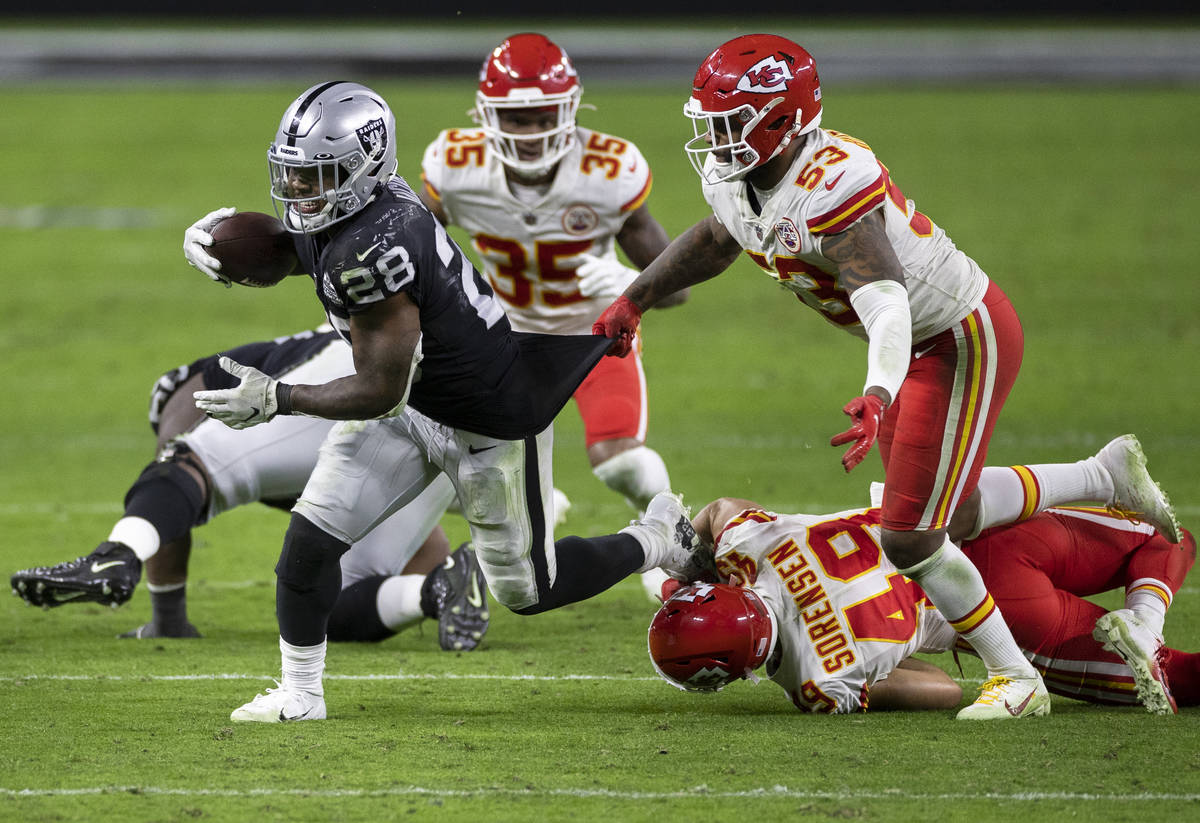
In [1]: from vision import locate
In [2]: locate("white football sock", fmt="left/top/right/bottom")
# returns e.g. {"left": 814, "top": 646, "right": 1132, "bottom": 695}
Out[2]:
{"left": 593, "top": 446, "right": 670, "bottom": 512}
{"left": 280, "top": 637, "right": 326, "bottom": 696}
{"left": 375, "top": 575, "right": 426, "bottom": 632}
{"left": 1126, "top": 577, "right": 1170, "bottom": 637}
{"left": 898, "top": 537, "right": 1035, "bottom": 679}
{"left": 108, "top": 516, "right": 161, "bottom": 561}
{"left": 973, "top": 458, "right": 1113, "bottom": 536}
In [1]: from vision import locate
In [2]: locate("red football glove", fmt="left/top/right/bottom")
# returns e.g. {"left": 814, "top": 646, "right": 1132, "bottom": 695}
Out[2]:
{"left": 591, "top": 295, "right": 643, "bottom": 357}
{"left": 830, "top": 394, "right": 887, "bottom": 473}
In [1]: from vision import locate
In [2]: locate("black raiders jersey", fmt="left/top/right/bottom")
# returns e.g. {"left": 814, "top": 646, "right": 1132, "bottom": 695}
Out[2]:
{"left": 292, "top": 177, "right": 608, "bottom": 439}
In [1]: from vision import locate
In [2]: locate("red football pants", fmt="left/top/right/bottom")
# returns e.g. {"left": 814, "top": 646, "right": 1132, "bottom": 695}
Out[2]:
{"left": 965, "top": 510, "right": 1198, "bottom": 706}
{"left": 879, "top": 281, "right": 1023, "bottom": 531}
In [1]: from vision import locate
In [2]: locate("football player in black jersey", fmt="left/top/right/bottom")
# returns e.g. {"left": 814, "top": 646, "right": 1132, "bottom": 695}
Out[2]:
{"left": 9, "top": 328, "right": 489, "bottom": 651}
{"left": 183, "top": 82, "right": 703, "bottom": 722}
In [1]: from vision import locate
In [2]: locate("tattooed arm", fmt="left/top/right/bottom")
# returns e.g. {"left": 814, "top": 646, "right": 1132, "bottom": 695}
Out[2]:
{"left": 623, "top": 214, "right": 743, "bottom": 310}
{"left": 818, "top": 209, "right": 906, "bottom": 294}
{"left": 821, "top": 210, "right": 912, "bottom": 471}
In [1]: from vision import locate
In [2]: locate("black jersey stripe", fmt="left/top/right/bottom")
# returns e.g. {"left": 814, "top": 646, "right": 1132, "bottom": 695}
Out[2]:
{"left": 286, "top": 80, "right": 350, "bottom": 146}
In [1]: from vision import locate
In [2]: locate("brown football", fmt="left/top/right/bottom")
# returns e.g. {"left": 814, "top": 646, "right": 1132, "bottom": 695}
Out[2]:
{"left": 209, "top": 211, "right": 299, "bottom": 287}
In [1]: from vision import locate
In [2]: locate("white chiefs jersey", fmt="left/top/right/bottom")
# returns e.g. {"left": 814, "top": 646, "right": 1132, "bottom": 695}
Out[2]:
{"left": 421, "top": 126, "right": 652, "bottom": 335}
{"left": 702, "top": 128, "right": 988, "bottom": 344}
{"left": 714, "top": 506, "right": 956, "bottom": 713}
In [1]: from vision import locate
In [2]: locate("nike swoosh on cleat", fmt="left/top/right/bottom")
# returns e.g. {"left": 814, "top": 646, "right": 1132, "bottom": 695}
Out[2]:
{"left": 53, "top": 591, "right": 87, "bottom": 602}
{"left": 90, "top": 560, "right": 126, "bottom": 573}
{"left": 1004, "top": 691, "right": 1035, "bottom": 717}
{"left": 466, "top": 574, "right": 484, "bottom": 609}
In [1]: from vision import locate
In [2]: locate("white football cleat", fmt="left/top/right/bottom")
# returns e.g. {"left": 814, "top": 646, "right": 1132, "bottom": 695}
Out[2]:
{"left": 1094, "top": 608, "right": 1177, "bottom": 715}
{"left": 621, "top": 491, "right": 704, "bottom": 579}
{"left": 231, "top": 684, "right": 326, "bottom": 723}
{"left": 956, "top": 673, "right": 1050, "bottom": 720}
{"left": 1096, "top": 435, "right": 1181, "bottom": 543}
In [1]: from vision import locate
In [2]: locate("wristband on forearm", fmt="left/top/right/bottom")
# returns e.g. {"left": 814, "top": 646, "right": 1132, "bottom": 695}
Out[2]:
{"left": 275, "top": 383, "right": 294, "bottom": 416}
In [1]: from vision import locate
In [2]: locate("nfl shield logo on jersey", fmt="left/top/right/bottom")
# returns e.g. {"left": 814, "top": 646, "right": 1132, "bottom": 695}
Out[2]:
{"left": 774, "top": 218, "right": 801, "bottom": 253}
{"left": 321, "top": 273, "right": 343, "bottom": 306}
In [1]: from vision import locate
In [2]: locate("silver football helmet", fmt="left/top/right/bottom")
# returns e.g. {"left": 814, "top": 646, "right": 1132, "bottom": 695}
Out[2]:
{"left": 268, "top": 81, "right": 398, "bottom": 234}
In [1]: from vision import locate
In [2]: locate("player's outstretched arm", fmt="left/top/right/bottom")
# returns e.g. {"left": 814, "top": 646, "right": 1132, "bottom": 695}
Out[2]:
{"left": 614, "top": 204, "right": 688, "bottom": 309}
{"left": 624, "top": 214, "right": 741, "bottom": 310}
{"left": 593, "top": 215, "right": 741, "bottom": 356}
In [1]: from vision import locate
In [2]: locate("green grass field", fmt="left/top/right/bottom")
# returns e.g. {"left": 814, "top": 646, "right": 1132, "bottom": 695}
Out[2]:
{"left": 2, "top": 76, "right": 1199, "bottom": 822}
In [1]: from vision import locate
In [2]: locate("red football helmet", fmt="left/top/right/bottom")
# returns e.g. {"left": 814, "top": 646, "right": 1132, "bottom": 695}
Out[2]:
{"left": 684, "top": 34, "right": 822, "bottom": 184}
{"left": 474, "top": 32, "right": 582, "bottom": 178}
{"left": 648, "top": 582, "right": 777, "bottom": 692}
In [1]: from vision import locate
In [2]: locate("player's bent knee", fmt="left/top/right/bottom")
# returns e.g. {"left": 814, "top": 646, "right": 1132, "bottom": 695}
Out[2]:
{"left": 275, "top": 514, "right": 351, "bottom": 596}
{"left": 881, "top": 528, "right": 946, "bottom": 573}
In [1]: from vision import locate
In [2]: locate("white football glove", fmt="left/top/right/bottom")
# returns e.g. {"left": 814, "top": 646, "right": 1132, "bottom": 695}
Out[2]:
{"left": 193, "top": 356, "right": 279, "bottom": 430}
{"left": 183, "top": 206, "right": 237, "bottom": 287}
{"left": 575, "top": 253, "right": 641, "bottom": 299}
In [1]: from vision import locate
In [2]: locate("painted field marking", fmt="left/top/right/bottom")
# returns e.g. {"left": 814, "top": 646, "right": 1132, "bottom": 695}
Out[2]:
{"left": 3, "top": 785, "right": 1199, "bottom": 802}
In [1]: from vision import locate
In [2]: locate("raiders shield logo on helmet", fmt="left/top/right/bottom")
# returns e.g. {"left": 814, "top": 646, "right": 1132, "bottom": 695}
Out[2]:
{"left": 356, "top": 118, "right": 388, "bottom": 161}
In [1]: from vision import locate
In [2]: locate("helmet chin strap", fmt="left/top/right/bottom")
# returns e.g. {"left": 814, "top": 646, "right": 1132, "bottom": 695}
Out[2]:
{"left": 506, "top": 159, "right": 560, "bottom": 182}
{"left": 286, "top": 198, "right": 336, "bottom": 233}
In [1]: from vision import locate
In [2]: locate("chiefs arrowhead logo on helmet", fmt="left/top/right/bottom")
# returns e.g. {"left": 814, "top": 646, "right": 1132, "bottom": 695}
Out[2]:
{"left": 737, "top": 56, "right": 794, "bottom": 94}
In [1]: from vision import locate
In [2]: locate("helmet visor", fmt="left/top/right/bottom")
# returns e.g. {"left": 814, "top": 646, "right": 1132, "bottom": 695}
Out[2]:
{"left": 268, "top": 149, "right": 361, "bottom": 234}
{"left": 475, "top": 90, "right": 580, "bottom": 175}
{"left": 683, "top": 98, "right": 763, "bottom": 185}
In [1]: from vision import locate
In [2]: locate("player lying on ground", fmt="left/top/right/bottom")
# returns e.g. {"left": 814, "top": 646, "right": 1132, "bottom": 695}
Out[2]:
{"left": 420, "top": 34, "right": 688, "bottom": 603}
{"left": 10, "top": 328, "right": 488, "bottom": 651}
{"left": 649, "top": 441, "right": 1191, "bottom": 715}
{"left": 596, "top": 33, "right": 1181, "bottom": 719}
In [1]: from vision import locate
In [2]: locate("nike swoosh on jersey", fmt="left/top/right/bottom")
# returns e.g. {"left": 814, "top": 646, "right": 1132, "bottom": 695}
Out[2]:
{"left": 356, "top": 241, "right": 384, "bottom": 262}
{"left": 824, "top": 171, "right": 846, "bottom": 191}
{"left": 468, "top": 444, "right": 497, "bottom": 455}
{"left": 90, "top": 560, "right": 126, "bottom": 573}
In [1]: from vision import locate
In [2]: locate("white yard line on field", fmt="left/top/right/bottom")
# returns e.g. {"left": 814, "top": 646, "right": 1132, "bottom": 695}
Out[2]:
{"left": 0, "top": 672, "right": 663, "bottom": 683}
{"left": 3, "top": 785, "right": 1199, "bottom": 802}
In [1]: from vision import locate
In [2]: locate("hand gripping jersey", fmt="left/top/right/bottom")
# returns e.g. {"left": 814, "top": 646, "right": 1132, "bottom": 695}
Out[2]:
{"left": 292, "top": 176, "right": 608, "bottom": 440}
{"left": 421, "top": 125, "right": 653, "bottom": 335}
{"left": 713, "top": 506, "right": 955, "bottom": 713}
{"left": 702, "top": 129, "right": 988, "bottom": 344}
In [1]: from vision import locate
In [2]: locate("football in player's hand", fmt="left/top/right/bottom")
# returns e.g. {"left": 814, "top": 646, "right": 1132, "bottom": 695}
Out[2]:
{"left": 209, "top": 212, "right": 299, "bottom": 287}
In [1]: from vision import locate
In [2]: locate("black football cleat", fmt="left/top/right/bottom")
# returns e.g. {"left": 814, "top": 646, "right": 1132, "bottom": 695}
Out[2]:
{"left": 420, "top": 543, "right": 490, "bottom": 651}
{"left": 11, "top": 541, "right": 142, "bottom": 609}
